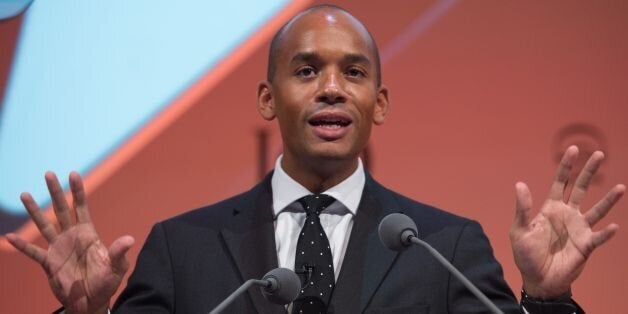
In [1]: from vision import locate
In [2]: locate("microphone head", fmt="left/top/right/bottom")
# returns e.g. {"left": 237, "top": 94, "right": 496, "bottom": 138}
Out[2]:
{"left": 378, "top": 213, "right": 418, "bottom": 251}
{"left": 260, "top": 268, "right": 301, "bottom": 305}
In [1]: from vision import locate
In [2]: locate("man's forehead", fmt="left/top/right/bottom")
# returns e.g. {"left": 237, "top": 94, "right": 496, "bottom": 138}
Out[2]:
{"left": 277, "top": 9, "right": 375, "bottom": 58}
{"left": 266, "top": 6, "right": 382, "bottom": 85}
{"left": 285, "top": 7, "right": 356, "bottom": 31}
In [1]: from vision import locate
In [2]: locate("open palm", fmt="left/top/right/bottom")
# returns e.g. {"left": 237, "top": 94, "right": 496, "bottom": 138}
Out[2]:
{"left": 6, "top": 172, "right": 134, "bottom": 314}
{"left": 510, "top": 146, "right": 624, "bottom": 298}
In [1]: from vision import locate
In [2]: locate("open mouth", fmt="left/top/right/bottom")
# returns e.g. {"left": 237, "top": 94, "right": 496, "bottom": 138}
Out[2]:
{"left": 308, "top": 114, "right": 352, "bottom": 129}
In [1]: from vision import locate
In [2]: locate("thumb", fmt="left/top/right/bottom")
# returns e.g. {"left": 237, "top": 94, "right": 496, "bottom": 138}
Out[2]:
{"left": 108, "top": 235, "right": 135, "bottom": 275}
{"left": 514, "top": 182, "right": 533, "bottom": 228}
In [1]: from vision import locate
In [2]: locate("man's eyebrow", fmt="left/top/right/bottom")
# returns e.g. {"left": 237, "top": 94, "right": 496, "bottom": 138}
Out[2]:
{"left": 290, "top": 52, "right": 322, "bottom": 64}
{"left": 343, "top": 53, "right": 371, "bottom": 66}
{"left": 289, "top": 52, "right": 372, "bottom": 65}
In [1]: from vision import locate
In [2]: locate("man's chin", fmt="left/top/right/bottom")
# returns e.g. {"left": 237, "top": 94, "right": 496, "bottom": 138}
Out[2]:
{"left": 307, "top": 145, "right": 360, "bottom": 162}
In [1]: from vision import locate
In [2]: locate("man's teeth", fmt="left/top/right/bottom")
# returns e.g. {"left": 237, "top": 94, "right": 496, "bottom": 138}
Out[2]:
{"left": 311, "top": 119, "right": 349, "bottom": 127}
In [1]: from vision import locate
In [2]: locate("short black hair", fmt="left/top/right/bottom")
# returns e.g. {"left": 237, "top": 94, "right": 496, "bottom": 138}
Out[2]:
{"left": 266, "top": 5, "right": 382, "bottom": 86}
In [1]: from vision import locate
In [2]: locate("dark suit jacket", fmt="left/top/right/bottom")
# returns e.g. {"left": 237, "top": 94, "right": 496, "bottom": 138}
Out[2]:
{"left": 113, "top": 173, "right": 520, "bottom": 313}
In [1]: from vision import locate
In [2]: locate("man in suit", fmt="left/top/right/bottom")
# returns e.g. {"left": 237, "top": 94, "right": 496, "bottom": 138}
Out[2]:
{"left": 6, "top": 5, "right": 624, "bottom": 314}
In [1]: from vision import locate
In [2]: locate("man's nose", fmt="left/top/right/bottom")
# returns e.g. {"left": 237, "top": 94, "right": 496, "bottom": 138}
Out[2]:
{"left": 316, "top": 72, "right": 347, "bottom": 105}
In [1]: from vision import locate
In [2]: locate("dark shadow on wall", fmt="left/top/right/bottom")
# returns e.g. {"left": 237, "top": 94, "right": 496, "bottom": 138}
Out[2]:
{"left": 0, "top": 14, "right": 24, "bottom": 113}
{"left": 0, "top": 209, "right": 29, "bottom": 234}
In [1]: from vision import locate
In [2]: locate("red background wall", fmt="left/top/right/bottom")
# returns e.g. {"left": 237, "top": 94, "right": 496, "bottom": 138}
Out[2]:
{"left": 1, "top": 1, "right": 627, "bottom": 312}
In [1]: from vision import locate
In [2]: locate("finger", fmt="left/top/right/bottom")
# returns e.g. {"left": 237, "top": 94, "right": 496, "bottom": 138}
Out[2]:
{"left": 69, "top": 171, "right": 91, "bottom": 223}
{"left": 591, "top": 223, "right": 619, "bottom": 249}
{"left": 548, "top": 146, "right": 579, "bottom": 201}
{"left": 45, "top": 171, "right": 72, "bottom": 230}
{"left": 20, "top": 192, "right": 57, "bottom": 242}
{"left": 5, "top": 233, "right": 47, "bottom": 265}
{"left": 568, "top": 151, "right": 604, "bottom": 207}
{"left": 585, "top": 184, "right": 625, "bottom": 226}
{"left": 108, "top": 236, "right": 135, "bottom": 276}
{"left": 514, "top": 182, "right": 534, "bottom": 228}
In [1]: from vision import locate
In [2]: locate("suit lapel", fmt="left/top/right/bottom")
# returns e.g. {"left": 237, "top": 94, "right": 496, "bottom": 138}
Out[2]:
{"left": 221, "top": 176, "right": 285, "bottom": 314}
{"left": 219, "top": 173, "right": 401, "bottom": 313}
{"left": 329, "top": 175, "right": 400, "bottom": 313}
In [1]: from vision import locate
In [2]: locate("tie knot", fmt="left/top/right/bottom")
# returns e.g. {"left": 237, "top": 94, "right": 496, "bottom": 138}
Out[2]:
{"left": 298, "top": 194, "right": 335, "bottom": 216}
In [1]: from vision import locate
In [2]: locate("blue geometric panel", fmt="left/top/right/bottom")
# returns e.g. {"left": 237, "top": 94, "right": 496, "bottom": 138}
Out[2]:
{"left": 0, "top": 0, "right": 33, "bottom": 20}
{"left": 0, "top": 0, "right": 288, "bottom": 216}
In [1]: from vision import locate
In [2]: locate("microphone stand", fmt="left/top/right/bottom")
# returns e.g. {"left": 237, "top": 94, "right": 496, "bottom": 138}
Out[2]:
{"left": 404, "top": 230, "right": 505, "bottom": 314}
{"left": 209, "top": 279, "right": 269, "bottom": 314}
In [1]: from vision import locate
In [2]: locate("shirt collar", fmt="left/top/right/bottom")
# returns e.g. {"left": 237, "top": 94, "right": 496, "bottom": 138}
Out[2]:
{"left": 271, "top": 155, "right": 365, "bottom": 217}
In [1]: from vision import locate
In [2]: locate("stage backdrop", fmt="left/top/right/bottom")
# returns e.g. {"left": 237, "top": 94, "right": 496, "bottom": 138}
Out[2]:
{"left": 1, "top": 1, "right": 627, "bottom": 313}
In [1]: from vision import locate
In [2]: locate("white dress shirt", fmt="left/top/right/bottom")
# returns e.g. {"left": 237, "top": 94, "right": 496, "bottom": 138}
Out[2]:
{"left": 271, "top": 155, "right": 365, "bottom": 280}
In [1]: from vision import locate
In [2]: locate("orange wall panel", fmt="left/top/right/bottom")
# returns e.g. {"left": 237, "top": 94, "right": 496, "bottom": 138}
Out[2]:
{"left": 1, "top": 1, "right": 626, "bottom": 312}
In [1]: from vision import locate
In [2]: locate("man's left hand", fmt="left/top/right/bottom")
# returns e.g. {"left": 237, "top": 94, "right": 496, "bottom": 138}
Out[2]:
{"left": 510, "top": 145, "right": 624, "bottom": 298}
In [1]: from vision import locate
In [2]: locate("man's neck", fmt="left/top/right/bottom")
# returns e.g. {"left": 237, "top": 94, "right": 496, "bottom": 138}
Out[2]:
{"left": 280, "top": 155, "right": 359, "bottom": 194}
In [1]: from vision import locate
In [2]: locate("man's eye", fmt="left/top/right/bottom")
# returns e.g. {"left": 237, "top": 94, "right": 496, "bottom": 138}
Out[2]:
{"left": 296, "top": 67, "right": 316, "bottom": 77}
{"left": 346, "top": 68, "right": 365, "bottom": 78}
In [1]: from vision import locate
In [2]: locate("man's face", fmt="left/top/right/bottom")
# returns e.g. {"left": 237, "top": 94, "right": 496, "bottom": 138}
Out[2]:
{"left": 258, "top": 10, "right": 389, "bottom": 166}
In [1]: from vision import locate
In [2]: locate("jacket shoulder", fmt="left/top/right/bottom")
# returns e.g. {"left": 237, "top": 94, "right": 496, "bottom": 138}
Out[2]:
{"left": 159, "top": 178, "right": 267, "bottom": 230}
{"left": 369, "top": 178, "right": 477, "bottom": 234}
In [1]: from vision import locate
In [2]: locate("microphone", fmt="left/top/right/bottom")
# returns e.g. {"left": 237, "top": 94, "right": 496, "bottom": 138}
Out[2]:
{"left": 260, "top": 267, "right": 302, "bottom": 305}
{"left": 209, "top": 267, "right": 300, "bottom": 314}
{"left": 378, "top": 213, "right": 505, "bottom": 314}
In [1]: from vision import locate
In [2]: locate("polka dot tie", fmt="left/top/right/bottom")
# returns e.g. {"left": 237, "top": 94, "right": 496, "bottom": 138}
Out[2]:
{"left": 291, "top": 194, "right": 336, "bottom": 314}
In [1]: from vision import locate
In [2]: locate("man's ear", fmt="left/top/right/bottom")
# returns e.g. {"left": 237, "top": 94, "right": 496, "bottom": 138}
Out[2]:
{"left": 373, "top": 84, "right": 389, "bottom": 125}
{"left": 257, "top": 81, "right": 276, "bottom": 121}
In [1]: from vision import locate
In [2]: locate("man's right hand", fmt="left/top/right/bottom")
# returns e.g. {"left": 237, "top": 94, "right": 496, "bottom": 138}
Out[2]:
{"left": 5, "top": 171, "right": 134, "bottom": 314}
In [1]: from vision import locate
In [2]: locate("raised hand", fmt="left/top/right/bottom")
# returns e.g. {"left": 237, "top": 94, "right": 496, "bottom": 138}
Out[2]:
{"left": 5, "top": 171, "right": 134, "bottom": 314}
{"left": 510, "top": 145, "right": 624, "bottom": 298}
